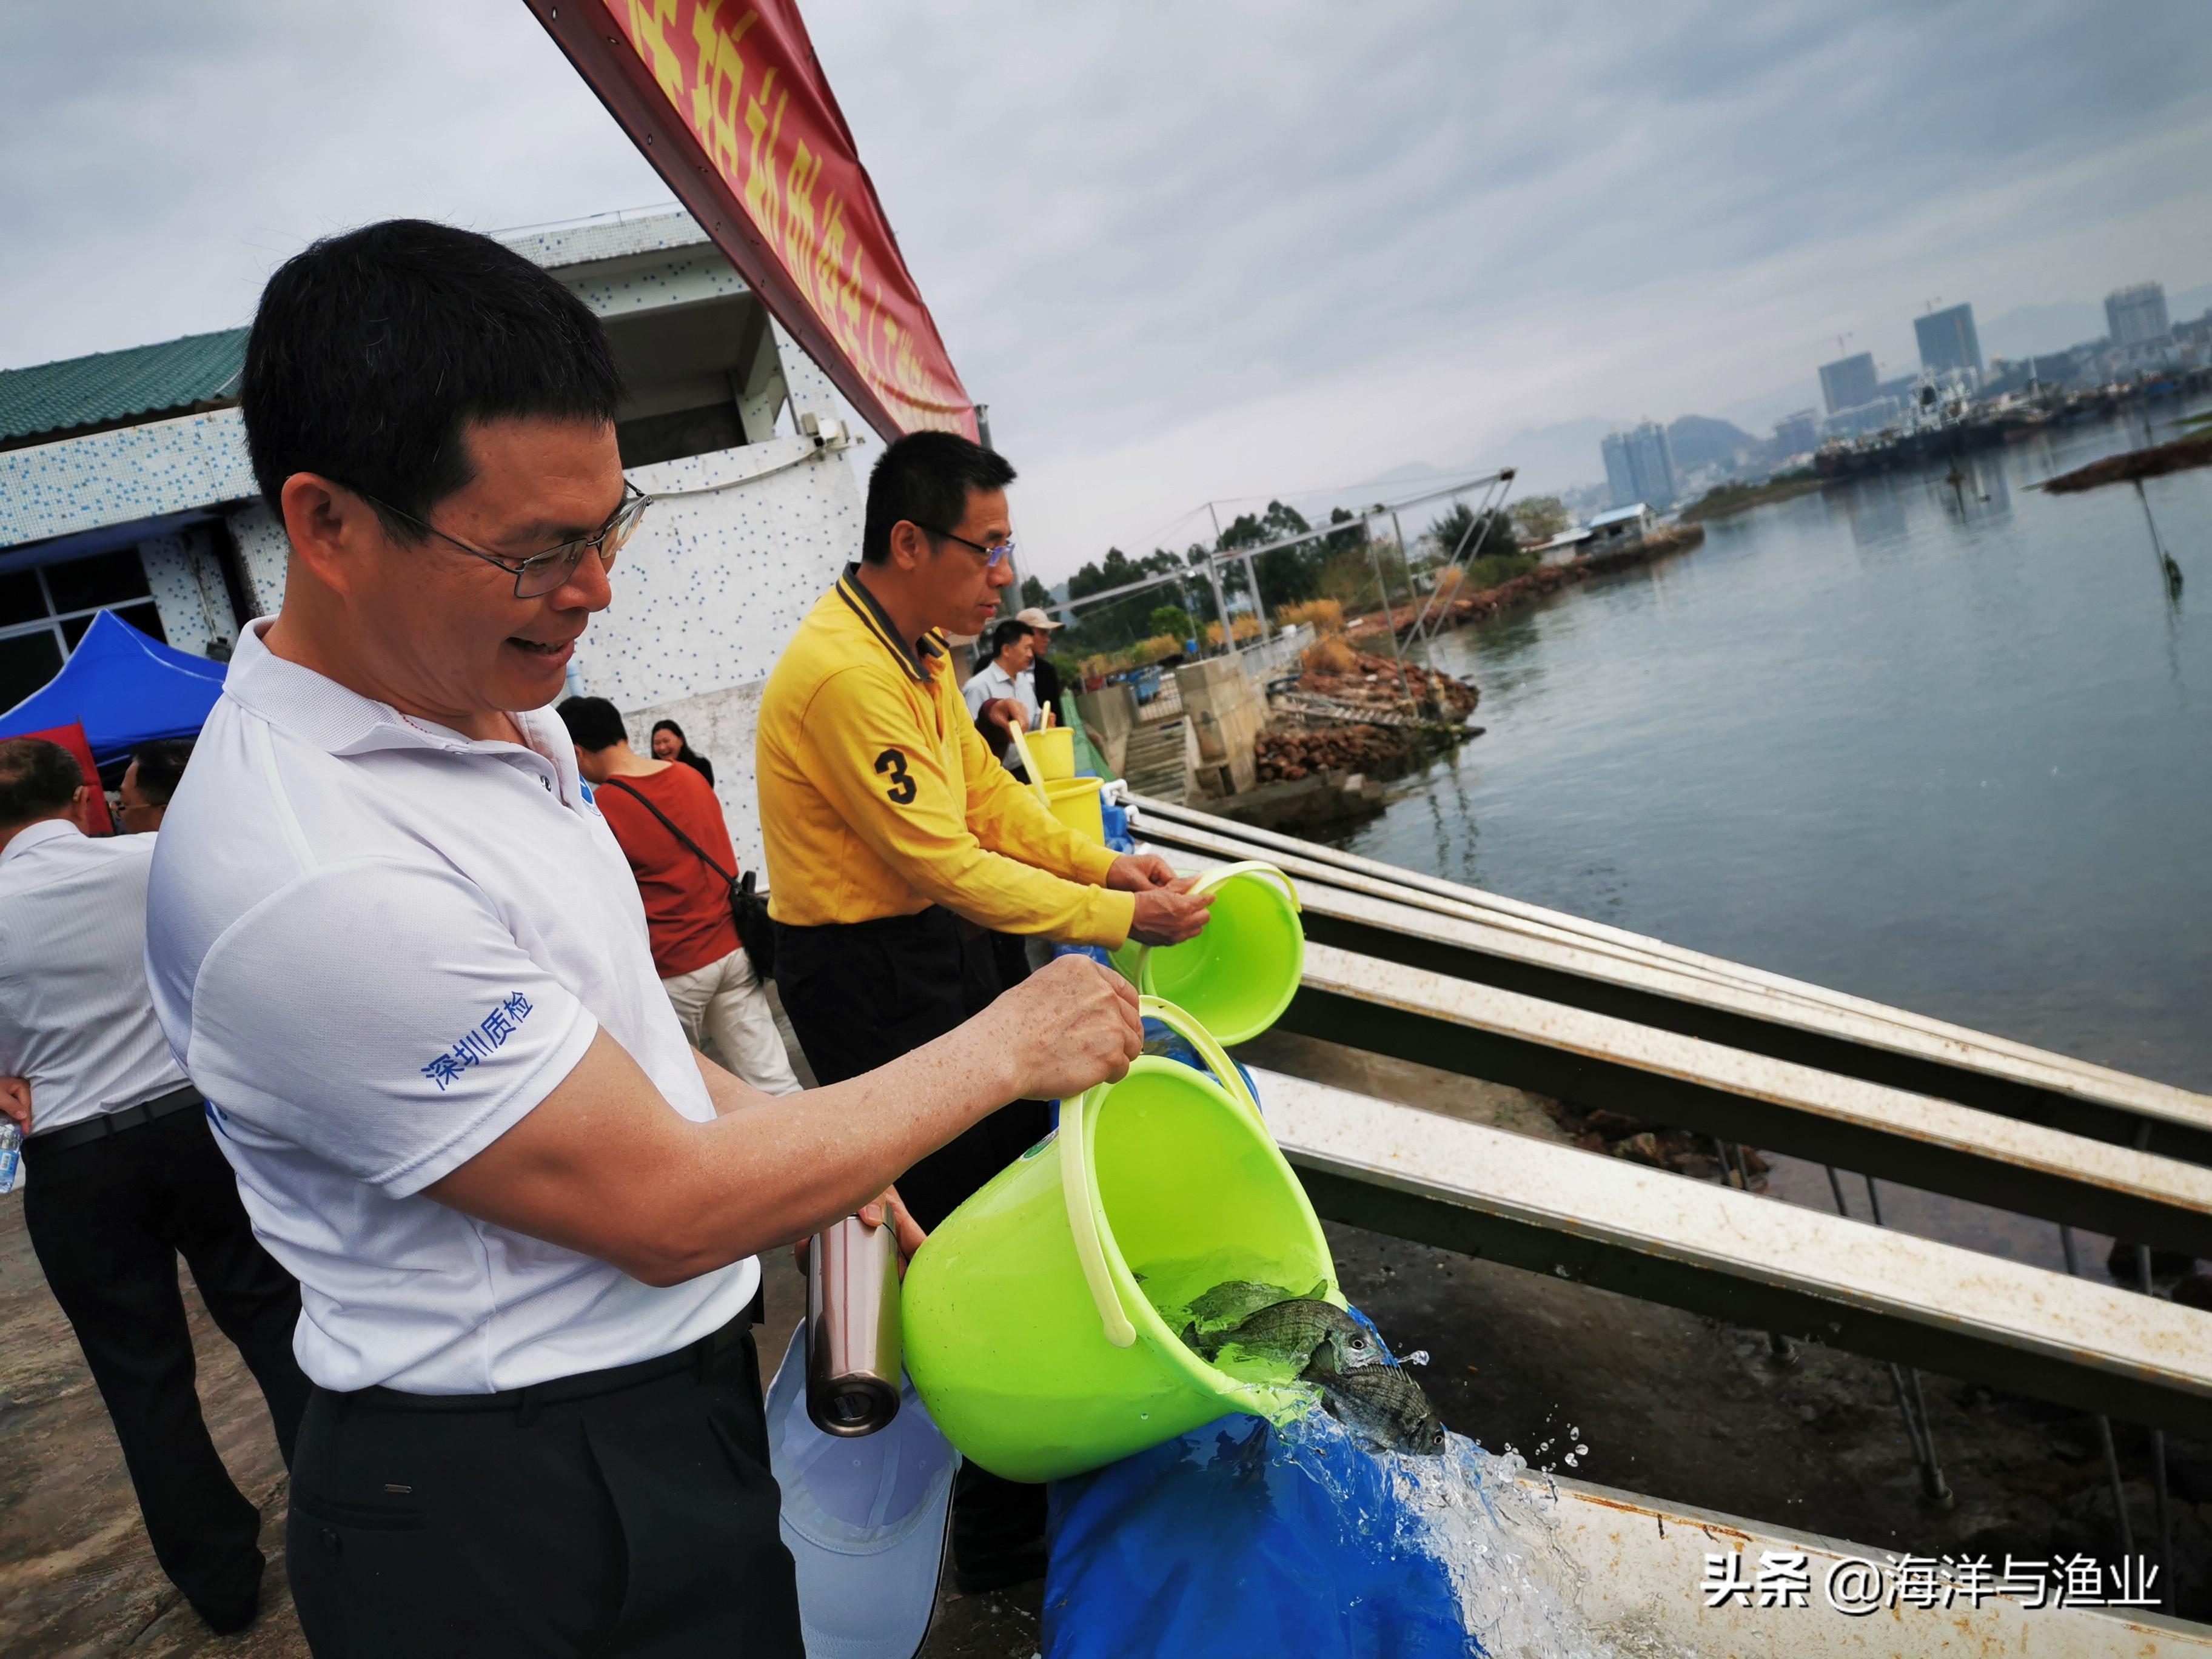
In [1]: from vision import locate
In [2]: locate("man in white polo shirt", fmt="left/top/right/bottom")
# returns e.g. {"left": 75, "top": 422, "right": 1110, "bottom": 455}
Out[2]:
{"left": 144, "top": 219, "right": 1141, "bottom": 1658}
{"left": 0, "top": 737, "right": 308, "bottom": 1635}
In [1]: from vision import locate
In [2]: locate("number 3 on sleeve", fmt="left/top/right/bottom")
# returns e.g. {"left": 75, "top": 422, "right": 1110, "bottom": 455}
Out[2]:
{"left": 874, "top": 748, "right": 917, "bottom": 805}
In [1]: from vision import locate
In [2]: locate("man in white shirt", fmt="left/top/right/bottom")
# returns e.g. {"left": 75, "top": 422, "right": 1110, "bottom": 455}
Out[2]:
{"left": 118, "top": 736, "right": 193, "bottom": 833}
{"left": 961, "top": 617, "right": 1039, "bottom": 769}
{"left": 144, "top": 218, "right": 1141, "bottom": 1658}
{"left": 0, "top": 737, "right": 308, "bottom": 1635}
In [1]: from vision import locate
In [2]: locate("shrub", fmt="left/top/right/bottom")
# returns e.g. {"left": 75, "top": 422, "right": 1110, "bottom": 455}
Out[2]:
{"left": 1148, "top": 605, "right": 1195, "bottom": 642}
{"left": 1301, "top": 635, "right": 1359, "bottom": 675}
{"left": 1128, "top": 634, "right": 1182, "bottom": 666}
{"left": 1464, "top": 551, "right": 1539, "bottom": 592}
{"left": 1275, "top": 597, "right": 1344, "bottom": 634}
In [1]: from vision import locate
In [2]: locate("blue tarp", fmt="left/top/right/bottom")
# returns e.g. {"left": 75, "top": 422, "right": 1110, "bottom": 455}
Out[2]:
{"left": 1042, "top": 1403, "right": 1476, "bottom": 1658}
{"left": 0, "top": 609, "right": 226, "bottom": 765}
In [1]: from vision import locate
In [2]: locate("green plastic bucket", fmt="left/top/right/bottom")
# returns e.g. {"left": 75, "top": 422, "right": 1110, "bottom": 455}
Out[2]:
{"left": 902, "top": 998, "right": 1338, "bottom": 1482}
{"left": 1109, "top": 862, "right": 1304, "bottom": 1044}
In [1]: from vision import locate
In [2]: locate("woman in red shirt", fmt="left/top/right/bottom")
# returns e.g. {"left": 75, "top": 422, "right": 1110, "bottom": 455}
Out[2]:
{"left": 557, "top": 697, "right": 799, "bottom": 1096}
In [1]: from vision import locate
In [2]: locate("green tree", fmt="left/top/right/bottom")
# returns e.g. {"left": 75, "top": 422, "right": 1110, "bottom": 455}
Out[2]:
{"left": 1324, "top": 506, "right": 1368, "bottom": 557}
{"left": 1427, "top": 503, "right": 1519, "bottom": 566}
{"left": 1148, "top": 605, "right": 1195, "bottom": 642}
{"left": 1066, "top": 546, "right": 1197, "bottom": 646}
{"left": 1509, "top": 495, "right": 1570, "bottom": 542}
{"left": 1216, "top": 499, "right": 1322, "bottom": 610}
{"left": 1019, "top": 575, "right": 1051, "bottom": 611}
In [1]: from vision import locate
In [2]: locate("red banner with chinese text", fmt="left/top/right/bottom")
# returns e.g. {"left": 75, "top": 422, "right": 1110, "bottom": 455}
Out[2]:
{"left": 527, "top": 0, "right": 976, "bottom": 440}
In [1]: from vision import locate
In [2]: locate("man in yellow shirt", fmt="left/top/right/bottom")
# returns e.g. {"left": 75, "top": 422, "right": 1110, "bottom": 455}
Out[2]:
{"left": 760, "top": 431, "right": 1212, "bottom": 1592}
{"left": 759, "top": 431, "right": 1210, "bottom": 1226}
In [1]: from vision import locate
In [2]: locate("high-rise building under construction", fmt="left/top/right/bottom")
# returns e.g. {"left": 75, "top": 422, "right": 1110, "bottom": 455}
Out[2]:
{"left": 1914, "top": 303, "right": 1982, "bottom": 378}
{"left": 2105, "top": 283, "right": 2170, "bottom": 348}
{"left": 1818, "top": 352, "right": 1879, "bottom": 416}
{"left": 1601, "top": 421, "right": 1677, "bottom": 510}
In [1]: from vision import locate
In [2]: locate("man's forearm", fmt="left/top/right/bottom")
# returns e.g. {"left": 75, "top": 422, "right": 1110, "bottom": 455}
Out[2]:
{"left": 434, "top": 1022, "right": 1027, "bottom": 1287}
{"left": 430, "top": 959, "right": 1139, "bottom": 1287}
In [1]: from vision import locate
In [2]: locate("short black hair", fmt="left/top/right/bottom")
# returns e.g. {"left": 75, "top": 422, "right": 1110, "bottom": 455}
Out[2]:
{"left": 862, "top": 431, "right": 1016, "bottom": 565}
{"left": 241, "top": 219, "right": 624, "bottom": 535}
{"left": 129, "top": 738, "right": 195, "bottom": 806}
{"left": 0, "top": 738, "right": 84, "bottom": 828}
{"left": 990, "top": 618, "right": 1031, "bottom": 661}
{"left": 556, "top": 695, "right": 629, "bottom": 752}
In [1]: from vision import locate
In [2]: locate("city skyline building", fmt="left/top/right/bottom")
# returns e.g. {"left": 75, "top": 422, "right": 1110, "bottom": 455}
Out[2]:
{"left": 1817, "top": 351, "right": 1879, "bottom": 417}
{"left": 1601, "top": 420, "right": 1678, "bottom": 509}
{"left": 1774, "top": 409, "right": 1820, "bottom": 457}
{"left": 1914, "top": 302, "right": 1982, "bottom": 378}
{"left": 2105, "top": 281, "right": 2171, "bottom": 348}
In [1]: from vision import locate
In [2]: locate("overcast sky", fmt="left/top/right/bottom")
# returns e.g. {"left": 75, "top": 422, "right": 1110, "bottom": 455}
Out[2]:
{"left": 5, "top": 2, "right": 2209, "bottom": 580}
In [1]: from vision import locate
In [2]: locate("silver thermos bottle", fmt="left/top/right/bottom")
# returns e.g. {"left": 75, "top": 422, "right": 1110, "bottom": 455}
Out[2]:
{"left": 805, "top": 1213, "right": 903, "bottom": 1437}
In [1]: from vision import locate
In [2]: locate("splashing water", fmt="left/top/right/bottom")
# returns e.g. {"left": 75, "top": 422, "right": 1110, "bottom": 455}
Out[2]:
{"left": 1111, "top": 1274, "right": 1691, "bottom": 1654}
{"left": 1269, "top": 1413, "right": 1695, "bottom": 1658}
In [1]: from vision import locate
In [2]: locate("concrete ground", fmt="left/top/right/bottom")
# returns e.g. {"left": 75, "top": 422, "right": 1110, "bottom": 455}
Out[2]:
{"left": 6, "top": 1027, "right": 2207, "bottom": 1653}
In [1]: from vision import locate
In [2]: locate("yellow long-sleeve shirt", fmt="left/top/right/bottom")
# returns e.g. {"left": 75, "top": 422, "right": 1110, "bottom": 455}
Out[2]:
{"left": 757, "top": 566, "right": 1136, "bottom": 946}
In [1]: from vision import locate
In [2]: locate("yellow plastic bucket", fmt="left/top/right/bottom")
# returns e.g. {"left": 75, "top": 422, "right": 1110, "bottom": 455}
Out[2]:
{"left": 1043, "top": 776, "right": 1104, "bottom": 844}
{"left": 1021, "top": 724, "right": 1075, "bottom": 782}
{"left": 1109, "top": 862, "right": 1304, "bottom": 1044}
{"left": 902, "top": 998, "right": 1338, "bottom": 1481}
{"left": 1010, "top": 724, "right": 1103, "bottom": 842}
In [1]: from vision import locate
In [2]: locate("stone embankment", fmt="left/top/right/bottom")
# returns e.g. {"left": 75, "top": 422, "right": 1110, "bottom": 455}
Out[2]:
{"left": 1346, "top": 525, "right": 1707, "bottom": 646}
{"left": 2041, "top": 426, "right": 2212, "bottom": 494}
{"left": 1255, "top": 651, "right": 1478, "bottom": 786}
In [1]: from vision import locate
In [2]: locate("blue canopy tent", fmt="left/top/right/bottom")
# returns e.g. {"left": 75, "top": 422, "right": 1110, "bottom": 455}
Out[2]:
{"left": 0, "top": 609, "right": 227, "bottom": 765}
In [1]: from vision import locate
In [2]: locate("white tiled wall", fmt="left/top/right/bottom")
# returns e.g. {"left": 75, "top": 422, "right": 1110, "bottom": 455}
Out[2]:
{"left": 622, "top": 680, "right": 772, "bottom": 875}
{"left": 567, "top": 434, "right": 862, "bottom": 710}
{"left": 224, "top": 501, "right": 291, "bottom": 618}
{"left": 139, "top": 526, "right": 241, "bottom": 656}
{"left": 0, "top": 409, "right": 258, "bottom": 549}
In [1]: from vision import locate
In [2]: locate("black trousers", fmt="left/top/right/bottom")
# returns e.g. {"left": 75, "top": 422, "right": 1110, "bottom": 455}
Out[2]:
{"left": 774, "top": 906, "right": 1051, "bottom": 1579}
{"left": 21, "top": 1105, "right": 310, "bottom": 1618}
{"left": 773, "top": 907, "right": 1048, "bottom": 1233}
{"left": 287, "top": 1327, "right": 799, "bottom": 1658}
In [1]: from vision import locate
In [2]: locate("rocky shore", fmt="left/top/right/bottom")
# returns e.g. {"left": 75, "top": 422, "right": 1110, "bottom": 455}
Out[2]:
{"left": 1346, "top": 524, "right": 1707, "bottom": 648}
{"left": 2041, "top": 426, "right": 2212, "bottom": 494}
{"left": 1254, "top": 651, "right": 1480, "bottom": 794}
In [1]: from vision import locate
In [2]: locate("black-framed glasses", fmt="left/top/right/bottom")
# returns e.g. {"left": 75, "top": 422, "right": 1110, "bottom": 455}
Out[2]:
{"left": 354, "top": 481, "right": 652, "bottom": 598}
{"left": 924, "top": 525, "right": 1016, "bottom": 569}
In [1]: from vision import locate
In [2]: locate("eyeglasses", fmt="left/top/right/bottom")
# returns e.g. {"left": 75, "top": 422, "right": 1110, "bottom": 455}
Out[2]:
{"left": 353, "top": 481, "right": 652, "bottom": 598}
{"left": 925, "top": 526, "right": 1016, "bottom": 569}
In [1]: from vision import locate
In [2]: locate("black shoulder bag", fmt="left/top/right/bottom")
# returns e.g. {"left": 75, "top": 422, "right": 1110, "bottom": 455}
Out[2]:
{"left": 599, "top": 778, "right": 777, "bottom": 979}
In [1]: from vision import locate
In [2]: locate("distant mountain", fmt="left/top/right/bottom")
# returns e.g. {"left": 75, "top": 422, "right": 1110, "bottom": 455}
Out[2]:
{"left": 1982, "top": 281, "right": 2212, "bottom": 361}
{"left": 1666, "top": 415, "right": 1756, "bottom": 472}
{"left": 1276, "top": 417, "right": 1623, "bottom": 523}
{"left": 1462, "top": 416, "right": 1626, "bottom": 497}
{"left": 1978, "top": 300, "right": 2105, "bottom": 363}
{"left": 1716, "top": 377, "right": 1823, "bottom": 435}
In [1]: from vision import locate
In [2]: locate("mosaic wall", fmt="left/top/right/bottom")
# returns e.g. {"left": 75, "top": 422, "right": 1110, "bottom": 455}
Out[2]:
{"left": 139, "top": 526, "right": 240, "bottom": 656}
{"left": 568, "top": 432, "right": 862, "bottom": 710}
{"left": 0, "top": 408, "right": 256, "bottom": 549}
{"left": 224, "top": 501, "right": 292, "bottom": 618}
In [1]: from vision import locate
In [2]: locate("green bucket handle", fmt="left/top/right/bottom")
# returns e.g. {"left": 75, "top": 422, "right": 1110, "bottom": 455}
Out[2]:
{"left": 1124, "top": 860, "right": 1302, "bottom": 988}
{"left": 1058, "top": 994, "right": 1264, "bottom": 1350}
